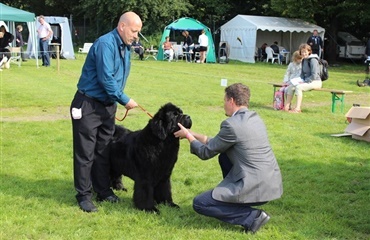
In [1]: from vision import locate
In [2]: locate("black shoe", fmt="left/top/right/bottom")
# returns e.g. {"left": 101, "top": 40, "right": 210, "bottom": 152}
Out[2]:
{"left": 79, "top": 200, "right": 98, "bottom": 212}
{"left": 247, "top": 210, "right": 270, "bottom": 234}
{"left": 97, "top": 194, "right": 120, "bottom": 203}
{"left": 357, "top": 80, "right": 365, "bottom": 87}
{"left": 22, "top": 59, "right": 27, "bottom": 62}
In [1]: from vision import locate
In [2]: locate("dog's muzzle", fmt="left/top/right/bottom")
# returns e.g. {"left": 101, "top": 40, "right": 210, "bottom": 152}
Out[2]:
{"left": 179, "top": 114, "right": 192, "bottom": 129}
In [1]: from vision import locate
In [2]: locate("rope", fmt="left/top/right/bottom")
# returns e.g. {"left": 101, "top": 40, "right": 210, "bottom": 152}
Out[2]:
{"left": 116, "top": 104, "right": 153, "bottom": 121}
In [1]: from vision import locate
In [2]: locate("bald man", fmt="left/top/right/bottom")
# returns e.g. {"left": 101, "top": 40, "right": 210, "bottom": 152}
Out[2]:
{"left": 70, "top": 12, "right": 142, "bottom": 212}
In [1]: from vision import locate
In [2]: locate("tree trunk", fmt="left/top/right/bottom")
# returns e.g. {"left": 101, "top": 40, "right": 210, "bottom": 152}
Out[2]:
{"left": 324, "top": 17, "right": 339, "bottom": 64}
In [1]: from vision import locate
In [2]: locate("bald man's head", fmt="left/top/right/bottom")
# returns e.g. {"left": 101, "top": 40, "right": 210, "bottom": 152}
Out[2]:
{"left": 117, "top": 12, "right": 142, "bottom": 45}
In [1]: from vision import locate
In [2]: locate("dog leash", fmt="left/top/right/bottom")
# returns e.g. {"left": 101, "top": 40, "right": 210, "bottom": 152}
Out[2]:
{"left": 116, "top": 104, "right": 153, "bottom": 121}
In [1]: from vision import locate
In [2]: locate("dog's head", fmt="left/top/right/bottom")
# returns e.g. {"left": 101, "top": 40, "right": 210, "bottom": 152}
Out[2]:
{"left": 150, "top": 103, "right": 192, "bottom": 140}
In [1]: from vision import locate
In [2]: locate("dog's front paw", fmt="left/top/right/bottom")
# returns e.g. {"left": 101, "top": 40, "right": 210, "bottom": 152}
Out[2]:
{"left": 143, "top": 207, "right": 160, "bottom": 214}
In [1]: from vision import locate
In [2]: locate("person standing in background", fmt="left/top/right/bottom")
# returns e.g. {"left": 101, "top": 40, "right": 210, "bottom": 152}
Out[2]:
{"left": 131, "top": 37, "right": 144, "bottom": 60}
{"left": 198, "top": 29, "right": 208, "bottom": 63}
{"left": 365, "top": 39, "right": 370, "bottom": 75}
{"left": 37, "top": 15, "right": 53, "bottom": 67}
{"left": 307, "top": 29, "right": 323, "bottom": 57}
{"left": 182, "top": 31, "right": 194, "bottom": 62}
{"left": 16, "top": 25, "right": 27, "bottom": 62}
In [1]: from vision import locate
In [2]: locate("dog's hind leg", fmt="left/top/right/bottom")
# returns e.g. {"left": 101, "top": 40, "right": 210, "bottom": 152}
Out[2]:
{"left": 111, "top": 175, "right": 127, "bottom": 191}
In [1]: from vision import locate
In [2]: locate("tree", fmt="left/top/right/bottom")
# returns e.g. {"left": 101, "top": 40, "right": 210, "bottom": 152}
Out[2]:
{"left": 271, "top": 0, "right": 370, "bottom": 62}
{"left": 72, "top": 0, "right": 191, "bottom": 37}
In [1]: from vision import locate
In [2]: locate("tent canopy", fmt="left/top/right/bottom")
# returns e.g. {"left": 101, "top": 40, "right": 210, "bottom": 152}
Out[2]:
{"left": 0, "top": 3, "right": 38, "bottom": 62}
{"left": 221, "top": 15, "right": 325, "bottom": 63}
{"left": 157, "top": 17, "right": 216, "bottom": 63}
{"left": 0, "top": 3, "right": 35, "bottom": 22}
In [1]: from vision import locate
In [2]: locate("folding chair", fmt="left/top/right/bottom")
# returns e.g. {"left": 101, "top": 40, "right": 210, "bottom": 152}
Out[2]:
{"left": 173, "top": 44, "right": 184, "bottom": 61}
{"left": 10, "top": 47, "right": 21, "bottom": 67}
{"left": 265, "top": 47, "right": 280, "bottom": 64}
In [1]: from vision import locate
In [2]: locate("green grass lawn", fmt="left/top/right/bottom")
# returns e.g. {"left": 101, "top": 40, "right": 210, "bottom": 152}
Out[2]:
{"left": 0, "top": 56, "right": 369, "bottom": 240}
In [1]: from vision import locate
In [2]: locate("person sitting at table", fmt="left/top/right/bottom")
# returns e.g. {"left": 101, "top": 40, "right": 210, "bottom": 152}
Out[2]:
{"left": 260, "top": 43, "right": 268, "bottom": 61}
{"left": 0, "top": 25, "right": 14, "bottom": 69}
{"left": 162, "top": 36, "right": 174, "bottom": 62}
{"left": 271, "top": 41, "right": 284, "bottom": 63}
{"left": 131, "top": 37, "right": 144, "bottom": 60}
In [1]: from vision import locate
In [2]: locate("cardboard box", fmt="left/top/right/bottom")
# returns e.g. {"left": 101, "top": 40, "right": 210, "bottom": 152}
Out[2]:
{"left": 344, "top": 107, "right": 370, "bottom": 142}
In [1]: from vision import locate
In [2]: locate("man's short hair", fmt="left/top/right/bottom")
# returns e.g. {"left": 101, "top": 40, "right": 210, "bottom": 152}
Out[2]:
{"left": 225, "top": 83, "right": 250, "bottom": 107}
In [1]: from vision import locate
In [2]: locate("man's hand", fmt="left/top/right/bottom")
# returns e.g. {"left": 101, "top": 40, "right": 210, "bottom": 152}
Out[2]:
{"left": 174, "top": 123, "right": 189, "bottom": 139}
{"left": 125, "top": 99, "right": 138, "bottom": 110}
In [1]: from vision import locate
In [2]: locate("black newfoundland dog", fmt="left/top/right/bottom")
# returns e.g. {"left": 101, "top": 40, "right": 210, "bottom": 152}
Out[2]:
{"left": 110, "top": 103, "right": 192, "bottom": 213}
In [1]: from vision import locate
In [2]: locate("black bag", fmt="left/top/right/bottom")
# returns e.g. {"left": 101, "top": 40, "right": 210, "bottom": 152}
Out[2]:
{"left": 309, "top": 57, "right": 329, "bottom": 81}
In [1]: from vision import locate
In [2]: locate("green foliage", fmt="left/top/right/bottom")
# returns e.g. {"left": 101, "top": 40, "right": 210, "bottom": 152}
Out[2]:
{"left": 0, "top": 55, "right": 369, "bottom": 239}
{"left": 271, "top": 0, "right": 370, "bottom": 30}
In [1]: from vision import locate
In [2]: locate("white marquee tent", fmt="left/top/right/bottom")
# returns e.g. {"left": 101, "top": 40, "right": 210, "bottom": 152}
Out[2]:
{"left": 220, "top": 15, "right": 325, "bottom": 63}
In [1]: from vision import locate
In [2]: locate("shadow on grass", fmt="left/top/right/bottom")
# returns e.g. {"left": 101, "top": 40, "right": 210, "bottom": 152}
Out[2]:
{"left": 0, "top": 174, "right": 131, "bottom": 207}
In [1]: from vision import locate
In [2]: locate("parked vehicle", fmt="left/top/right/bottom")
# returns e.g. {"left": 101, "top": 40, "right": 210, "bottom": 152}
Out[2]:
{"left": 337, "top": 31, "right": 365, "bottom": 60}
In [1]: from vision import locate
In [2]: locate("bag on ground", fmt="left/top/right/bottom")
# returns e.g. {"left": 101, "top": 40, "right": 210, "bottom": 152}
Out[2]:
{"left": 273, "top": 90, "right": 284, "bottom": 110}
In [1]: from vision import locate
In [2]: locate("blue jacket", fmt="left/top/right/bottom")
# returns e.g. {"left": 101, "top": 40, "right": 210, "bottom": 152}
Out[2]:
{"left": 77, "top": 28, "right": 131, "bottom": 106}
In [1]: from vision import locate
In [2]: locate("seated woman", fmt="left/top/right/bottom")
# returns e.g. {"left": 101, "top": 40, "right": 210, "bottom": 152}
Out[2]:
{"left": 162, "top": 36, "right": 174, "bottom": 62}
{"left": 284, "top": 44, "right": 322, "bottom": 113}
{"left": 131, "top": 37, "right": 144, "bottom": 60}
{"left": 0, "top": 25, "right": 14, "bottom": 69}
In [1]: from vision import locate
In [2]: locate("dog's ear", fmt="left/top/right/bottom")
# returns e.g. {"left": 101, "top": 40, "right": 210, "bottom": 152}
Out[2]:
{"left": 151, "top": 118, "right": 167, "bottom": 140}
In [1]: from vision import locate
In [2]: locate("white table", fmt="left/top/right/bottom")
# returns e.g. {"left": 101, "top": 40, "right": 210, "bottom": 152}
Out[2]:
{"left": 145, "top": 49, "right": 158, "bottom": 60}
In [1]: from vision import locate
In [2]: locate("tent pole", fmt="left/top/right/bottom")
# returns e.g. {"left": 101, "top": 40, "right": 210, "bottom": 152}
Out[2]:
{"left": 139, "top": 32, "right": 149, "bottom": 43}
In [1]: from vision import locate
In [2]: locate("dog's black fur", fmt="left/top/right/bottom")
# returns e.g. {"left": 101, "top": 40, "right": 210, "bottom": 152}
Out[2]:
{"left": 110, "top": 103, "right": 192, "bottom": 213}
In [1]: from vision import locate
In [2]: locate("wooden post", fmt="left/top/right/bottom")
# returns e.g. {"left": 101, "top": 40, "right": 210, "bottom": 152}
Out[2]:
{"left": 56, "top": 44, "right": 60, "bottom": 72}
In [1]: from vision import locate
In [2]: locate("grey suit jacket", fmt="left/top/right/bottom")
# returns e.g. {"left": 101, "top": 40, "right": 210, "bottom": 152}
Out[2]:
{"left": 190, "top": 108, "right": 283, "bottom": 203}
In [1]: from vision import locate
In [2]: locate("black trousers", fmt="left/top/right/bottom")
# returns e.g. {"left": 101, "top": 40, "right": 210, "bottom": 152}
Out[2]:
{"left": 70, "top": 91, "right": 117, "bottom": 202}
